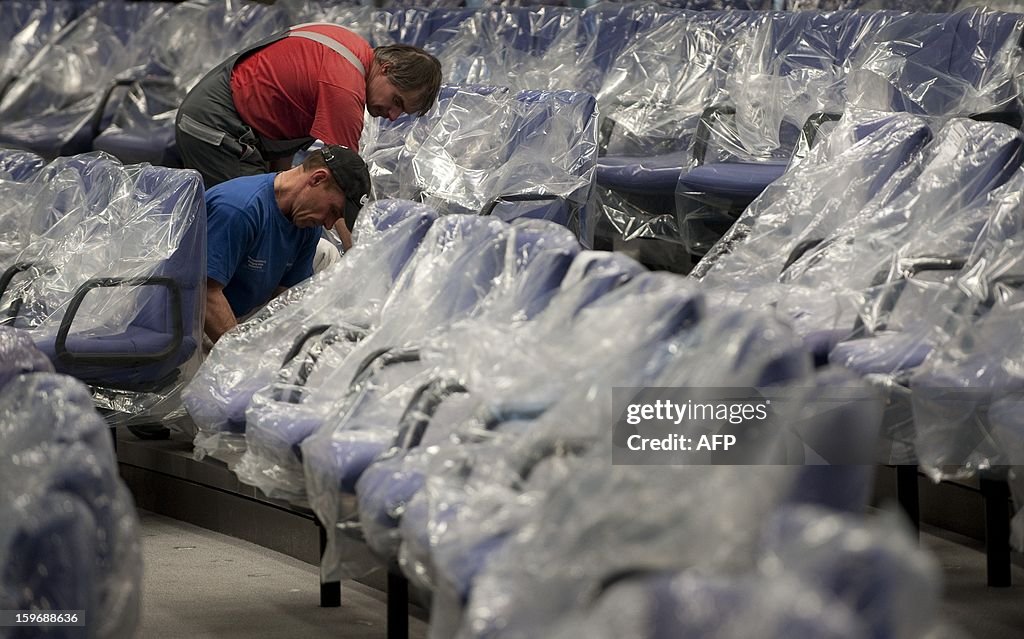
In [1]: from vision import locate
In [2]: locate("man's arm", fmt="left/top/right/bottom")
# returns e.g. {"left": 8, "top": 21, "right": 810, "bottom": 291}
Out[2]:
{"left": 204, "top": 278, "right": 238, "bottom": 344}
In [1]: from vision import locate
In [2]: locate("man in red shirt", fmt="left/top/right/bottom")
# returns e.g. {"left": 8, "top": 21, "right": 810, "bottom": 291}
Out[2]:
{"left": 175, "top": 23, "right": 441, "bottom": 243}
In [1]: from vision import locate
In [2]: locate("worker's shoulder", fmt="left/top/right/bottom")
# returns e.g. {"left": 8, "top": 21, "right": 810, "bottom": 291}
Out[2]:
{"left": 289, "top": 23, "right": 372, "bottom": 53}
{"left": 206, "top": 174, "right": 276, "bottom": 217}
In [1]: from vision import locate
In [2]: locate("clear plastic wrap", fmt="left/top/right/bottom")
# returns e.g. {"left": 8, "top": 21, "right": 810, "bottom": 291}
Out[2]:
{"left": 676, "top": 10, "right": 902, "bottom": 256}
{"left": 0, "top": 152, "right": 207, "bottom": 427}
{"left": 545, "top": 505, "right": 941, "bottom": 639}
{"left": 1, "top": 372, "right": 141, "bottom": 639}
{"left": 829, "top": 168, "right": 1024, "bottom": 381}
{"left": 0, "top": 1, "right": 75, "bottom": 101}
{"left": 243, "top": 218, "right": 578, "bottom": 506}
{"left": 594, "top": 9, "right": 753, "bottom": 249}
{"left": 846, "top": 9, "right": 1024, "bottom": 118}
{"left": 695, "top": 114, "right": 1022, "bottom": 369}
{"left": 429, "top": 6, "right": 607, "bottom": 94}
{"left": 362, "top": 86, "right": 599, "bottom": 246}
{"left": 360, "top": 85, "right": 510, "bottom": 203}
{"left": 399, "top": 305, "right": 812, "bottom": 623}
{"left": 280, "top": 0, "right": 376, "bottom": 36}
{"left": 185, "top": 199, "right": 440, "bottom": 463}
{"left": 93, "top": 0, "right": 290, "bottom": 166}
{"left": 0, "top": 327, "right": 54, "bottom": 391}
{"left": 757, "top": 506, "right": 940, "bottom": 639}
{"left": 455, "top": 465, "right": 801, "bottom": 638}
{"left": 351, "top": 251, "right": 646, "bottom": 562}
{"left": 0, "top": 147, "right": 45, "bottom": 182}
{"left": 694, "top": 109, "right": 932, "bottom": 285}
{"left": 239, "top": 215, "right": 513, "bottom": 504}
{"left": 0, "top": 1, "right": 170, "bottom": 158}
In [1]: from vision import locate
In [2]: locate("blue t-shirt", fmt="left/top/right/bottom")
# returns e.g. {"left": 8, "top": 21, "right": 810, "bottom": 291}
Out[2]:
{"left": 206, "top": 173, "right": 319, "bottom": 317}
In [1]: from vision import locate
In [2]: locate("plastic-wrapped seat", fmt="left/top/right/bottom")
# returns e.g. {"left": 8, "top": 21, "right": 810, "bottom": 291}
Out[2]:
{"left": 698, "top": 115, "right": 1022, "bottom": 366}
{"left": 411, "top": 306, "right": 813, "bottom": 608}
{"left": 550, "top": 506, "right": 938, "bottom": 639}
{"left": 286, "top": 221, "right": 580, "bottom": 501}
{"left": 828, "top": 168, "right": 1024, "bottom": 379}
{"left": 1, "top": 372, "right": 142, "bottom": 639}
{"left": 364, "top": 85, "right": 597, "bottom": 244}
{"left": 350, "top": 251, "right": 649, "bottom": 557}
{"left": 0, "top": 156, "right": 206, "bottom": 424}
{"left": 185, "top": 199, "right": 439, "bottom": 461}
{"left": 0, "top": 152, "right": 124, "bottom": 271}
{"left": 92, "top": 0, "right": 290, "bottom": 167}
{"left": 361, "top": 84, "right": 510, "bottom": 204}
{"left": 0, "top": 326, "right": 54, "bottom": 391}
{"left": 594, "top": 10, "right": 754, "bottom": 247}
{"left": 414, "top": 88, "right": 599, "bottom": 245}
{"left": 676, "top": 10, "right": 897, "bottom": 257}
{"left": 232, "top": 215, "right": 516, "bottom": 503}
{"left": 0, "top": 0, "right": 76, "bottom": 101}
{"left": 246, "top": 219, "right": 582, "bottom": 505}
{"left": 0, "top": 1, "right": 169, "bottom": 158}
{"left": 0, "top": 147, "right": 45, "bottom": 181}
{"left": 348, "top": 271, "right": 706, "bottom": 575}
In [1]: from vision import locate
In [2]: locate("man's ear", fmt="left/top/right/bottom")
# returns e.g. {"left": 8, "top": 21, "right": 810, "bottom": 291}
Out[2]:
{"left": 309, "top": 168, "right": 330, "bottom": 187}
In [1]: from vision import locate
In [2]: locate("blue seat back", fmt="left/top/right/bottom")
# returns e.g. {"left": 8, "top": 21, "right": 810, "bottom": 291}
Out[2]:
{"left": 0, "top": 148, "right": 45, "bottom": 181}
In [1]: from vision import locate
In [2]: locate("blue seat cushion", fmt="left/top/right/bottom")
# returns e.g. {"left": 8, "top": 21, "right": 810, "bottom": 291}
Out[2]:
{"left": 92, "top": 127, "right": 179, "bottom": 167}
{"left": 678, "top": 161, "right": 788, "bottom": 201}
{"left": 830, "top": 333, "right": 936, "bottom": 376}
{"left": 597, "top": 151, "right": 690, "bottom": 193}
{"left": 34, "top": 329, "right": 197, "bottom": 387}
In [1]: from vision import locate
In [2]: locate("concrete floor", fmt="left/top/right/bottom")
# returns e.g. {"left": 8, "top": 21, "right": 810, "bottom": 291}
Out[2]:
{"left": 923, "top": 524, "right": 1024, "bottom": 639}
{"left": 138, "top": 510, "right": 426, "bottom": 639}
{"left": 138, "top": 511, "right": 1023, "bottom": 639}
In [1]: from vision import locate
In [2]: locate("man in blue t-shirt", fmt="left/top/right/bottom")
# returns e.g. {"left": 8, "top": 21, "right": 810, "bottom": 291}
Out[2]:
{"left": 204, "top": 144, "right": 371, "bottom": 344}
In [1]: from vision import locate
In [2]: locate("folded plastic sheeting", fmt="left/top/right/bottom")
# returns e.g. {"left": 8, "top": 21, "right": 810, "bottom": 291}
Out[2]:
{"left": 0, "top": 1, "right": 169, "bottom": 158}
{"left": 0, "top": 152, "right": 207, "bottom": 426}
{"left": 185, "top": 199, "right": 440, "bottom": 464}
{"left": 543, "top": 506, "right": 940, "bottom": 639}
{"left": 0, "top": 371, "right": 141, "bottom": 639}
{"left": 360, "top": 87, "right": 599, "bottom": 246}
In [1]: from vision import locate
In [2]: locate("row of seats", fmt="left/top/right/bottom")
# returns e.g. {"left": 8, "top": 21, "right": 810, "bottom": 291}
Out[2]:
{"left": 184, "top": 198, "right": 948, "bottom": 636}
{"left": 595, "top": 6, "right": 1023, "bottom": 266}
{"left": 0, "top": 148, "right": 206, "bottom": 426}
{"left": 695, "top": 108, "right": 1024, "bottom": 545}
{"left": 6, "top": 1, "right": 1018, "bottom": 261}
{"left": 360, "top": 85, "right": 599, "bottom": 245}
{"left": 0, "top": 326, "right": 142, "bottom": 639}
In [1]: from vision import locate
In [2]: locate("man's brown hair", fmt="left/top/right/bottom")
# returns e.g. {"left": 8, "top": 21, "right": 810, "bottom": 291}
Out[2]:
{"left": 373, "top": 44, "right": 443, "bottom": 115}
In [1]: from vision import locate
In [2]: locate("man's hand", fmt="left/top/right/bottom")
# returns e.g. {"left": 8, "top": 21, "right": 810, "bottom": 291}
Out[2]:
{"left": 204, "top": 278, "right": 238, "bottom": 344}
{"left": 333, "top": 220, "right": 353, "bottom": 250}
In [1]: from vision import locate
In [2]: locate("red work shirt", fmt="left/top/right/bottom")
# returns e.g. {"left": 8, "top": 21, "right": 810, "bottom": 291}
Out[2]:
{"left": 230, "top": 24, "right": 373, "bottom": 149}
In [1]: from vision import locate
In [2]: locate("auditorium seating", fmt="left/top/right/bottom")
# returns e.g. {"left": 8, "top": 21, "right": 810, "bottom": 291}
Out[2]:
{"left": 0, "top": 152, "right": 206, "bottom": 425}
{"left": 2, "top": 1, "right": 1019, "bottom": 636}
{"left": 0, "top": 330, "right": 141, "bottom": 639}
